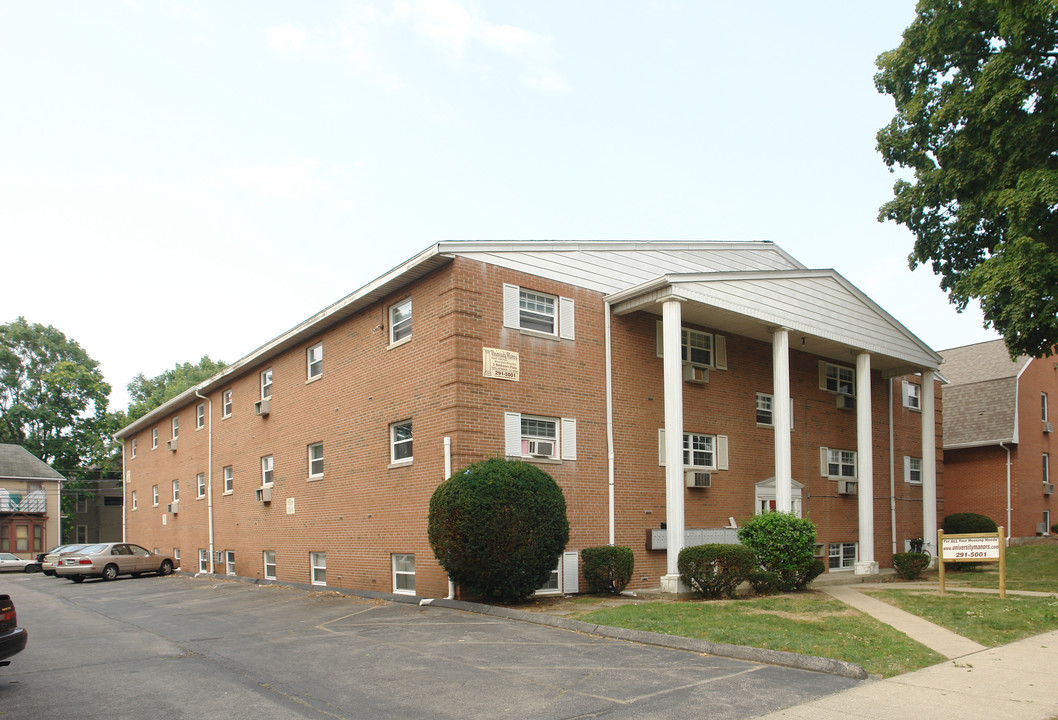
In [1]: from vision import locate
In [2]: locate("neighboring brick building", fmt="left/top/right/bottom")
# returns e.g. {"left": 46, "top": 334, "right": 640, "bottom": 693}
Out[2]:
{"left": 116, "top": 241, "right": 943, "bottom": 597}
{"left": 940, "top": 340, "right": 1056, "bottom": 540}
{"left": 0, "top": 444, "right": 64, "bottom": 559}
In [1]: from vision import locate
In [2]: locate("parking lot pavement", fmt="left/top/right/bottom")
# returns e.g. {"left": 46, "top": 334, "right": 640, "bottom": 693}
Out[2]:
{"left": 0, "top": 573, "right": 861, "bottom": 719}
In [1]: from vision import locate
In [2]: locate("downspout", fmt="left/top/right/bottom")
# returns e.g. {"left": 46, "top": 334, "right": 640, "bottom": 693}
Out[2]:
{"left": 195, "top": 388, "right": 215, "bottom": 574}
{"left": 121, "top": 441, "right": 127, "bottom": 542}
{"left": 605, "top": 301, "right": 615, "bottom": 546}
{"left": 1000, "top": 441, "right": 1012, "bottom": 544}
{"left": 443, "top": 436, "right": 455, "bottom": 599}
{"left": 889, "top": 378, "right": 897, "bottom": 556}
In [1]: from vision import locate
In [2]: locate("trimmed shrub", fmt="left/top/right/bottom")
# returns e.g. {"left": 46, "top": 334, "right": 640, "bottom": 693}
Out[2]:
{"left": 428, "top": 459, "right": 569, "bottom": 603}
{"left": 797, "top": 558, "right": 826, "bottom": 588}
{"left": 747, "top": 570, "right": 781, "bottom": 596}
{"left": 1052, "top": 523, "right": 1058, "bottom": 534}
{"left": 737, "top": 512, "right": 819, "bottom": 591}
{"left": 892, "top": 552, "right": 930, "bottom": 580}
{"left": 942, "top": 512, "right": 999, "bottom": 534}
{"left": 678, "top": 544, "right": 757, "bottom": 599}
{"left": 581, "top": 545, "right": 634, "bottom": 594}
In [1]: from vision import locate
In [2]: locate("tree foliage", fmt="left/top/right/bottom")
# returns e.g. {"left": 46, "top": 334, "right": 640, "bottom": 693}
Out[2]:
{"left": 875, "top": 0, "right": 1058, "bottom": 358}
{"left": 428, "top": 458, "right": 569, "bottom": 603}
{"left": 126, "top": 356, "right": 226, "bottom": 422}
{"left": 0, "top": 317, "right": 112, "bottom": 471}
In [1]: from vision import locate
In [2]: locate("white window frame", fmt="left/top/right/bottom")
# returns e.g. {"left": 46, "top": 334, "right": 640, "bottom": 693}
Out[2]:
{"left": 391, "top": 421, "right": 413, "bottom": 464}
{"left": 196, "top": 403, "right": 205, "bottom": 429}
{"left": 518, "top": 289, "right": 557, "bottom": 335}
{"left": 197, "top": 472, "right": 206, "bottom": 498}
{"left": 261, "top": 369, "right": 273, "bottom": 400}
{"left": 657, "top": 429, "right": 728, "bottom": 470}
{"left": 172, "top": 479, "right": 180, "bottom": 502}
{"left": 222, "top": 389, "right": 233, "bottom": 418}
{"left": 756, "top": 393, "right": 774, "bottom": 426}
{"left": 505, "top": 413, "right": 577, "bottom": 461}
{"left": 199, "top": 549, "right": 209, "bottom": 573}
{"left": 131, "top": 438, "right": 137, "bottom": 458}
{"left": 902, "top": 381, "right": 921, "bottom": 410}
{"left": 392, "top": 553, "right": 415, "bottom": 595}
{"left": 173, "top": 548, "right": 180, "bottom": 561}
{"left": 263, "top": 551, "right": 276, "bottom": 580}
{"left": 683, "top": 432, "right": 714, "bottom": 469}
{"left": 520, "top": 416, "right": 558, "bottom": 459}
{"left": 821, "top": 447, "right": 857, "bottom": 479}
{"left": 131, "top": 491, "right": 137, "bottom": 510}
{"left": 389, "top": 298, "right": 412, "bottom": 345}
{"left": 307, "top": 342, "right": 323, "bottom": 379}
{"left": 1044, "top": 453, "right": 1050, "bottom": 484}
{"left": 904, "top": 456, "right": 922, "bottom": 485}
{"left": 1044, "top": 393, "right": 1050, "bottom": 422}
{"left": 681, "top": 327, "right": 713, "bottom": 367}
{"left": 152, "top": 485, "right": 159, "bottom": 506}
{"left": 308, "top": 443, "right": 324, "bottom": 478}
{"left": 152, "top": 428, "right": 158, "bottom": 449}
{"left": 310, "top": 552, "right": 326, "bottom": 586}
{"left": 171, "top": 416, "right": 179, "bottom": 439}
{"left": 828, "top": 542, "right": 857, "bottom": 571}
{"left": 223, "top": 465, "right": 234, "bottom": 494}
{"left": 261, "top": 455, "right": 274, "bottom": 486}
{"left": 225, "top": 550, "right": 235, "bottom": 576}
{"left": 820, "top": 362, "right": 855, "bottom": 396}
{"left": 503, "top": 284, "right": 576, "bottom": 340}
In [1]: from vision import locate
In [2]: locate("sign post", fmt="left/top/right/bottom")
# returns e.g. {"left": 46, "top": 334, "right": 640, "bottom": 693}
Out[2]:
{"left": 937, "top": 527, "right": 1005, "bottom": 598}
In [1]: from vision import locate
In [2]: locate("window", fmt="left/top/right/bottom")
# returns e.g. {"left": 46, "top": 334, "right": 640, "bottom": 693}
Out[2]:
{"left": 391, "top": 421, "right": 413, "bottom": 463}
{"left": 222, "top": 389, "right": 233, "bottom": 417}
{"left": 821, "top": 362, "right": 855, "bottom": 395}
{"left": 199, "top": 549, "right": 209, "bottom": 573}
{"left": 225, "top": 551, "right": 235, "bottom": 576}
{"left": 307, "top": 342, "right": 323, "bottom": 379}
{"left": 196, "top": 403, "right": 205, "bottom": 429}
{"left": 171, "top": 416, "right": 179, "bottom": 439}
{"left": 1044, "top": 393, "right": 1050, "bottom": 422}
{"left": 393, "top": 554, "right": 415, "bottom": 594}
{"left": 310, "top": 552, "right": 326, "bottom": 586}
{"left": 223, "top": 466, "right": 234, "bottom": 494}
{"left": 503, "top": 284, "right": 575, "bottom": 338}
{"left": 264, "top": 551, "right": 276, "bottom": 580}
{"left": 197, "top": 473, "right": 206, "bottom": 498}
{"left": 152, "top": 485, "right": 159, "bottom": 506}
{"left": 152, "top": 428, "right": 158, "bottom": 449}
{"left": 390, "top": 299, "right": 412, "bottom": 344}
{"left": 505, "top": 413, "right": 577, "bottom": 461}
{"left": 103, "top": 496, "right": 121, "bottom": 507}
{"left": 904, "top": 457, "right": 922, "bottom": 485}
{"left": 261, "top": 456, "right": 274, "bottom": 486}
{"left": 683, "top": 433, "right": 714, "bottom": 469}
{"left": 75, "top": 497, "right": 87, "bottom": 514}
{"left": 76, "top": 525, "right": 87, "bottom": 543}
{"left": 829, "top": 542, "right": 857, "bottom": 570}
{"left": 1044, "top": 510, "right": 1051, "bottom": 536}
{"left": 173, "top": 548, "right": 180, "bottom": 561}
{"left": 756, "top": 393, "right": 773, "bottom": 425}
{"left": 14, "top": 525, "right": 27, "bottom": 552}
{"left": 0, "top": 527, "right": 6, "bottom": 551}
{"left": 172, "top": 479, "right": 180, "bottom": 502}
{"left": 822, "top": 448, "right": 857, "bottom": 478}
{"left": 32, "top": 525, "right": 42, "bottom": 553}
{"left": 519, "top": 289, "right": 556, "bottom": 334}
{"left": 1044, "top": 453, "right": 1050, "bottom": 484}
{"left": 308, "top": 443, "right": 324, "bottom": 478}
{"left": 131, "top": 491, "right": 137, "bottom": 510}
{"left": 681, "top": 328, "right": 713, "bottom": 367}
{"left": 902, "top": 381, "right": 921, "bottom": 410}
{"left": 521, "top": 416, "right": 557, "bottom": 459}
{"left": 261, "top": 369, "right": 273, "bottom": 399}
{"left": 131, "top": 438, "right": 137, "bottom": 458}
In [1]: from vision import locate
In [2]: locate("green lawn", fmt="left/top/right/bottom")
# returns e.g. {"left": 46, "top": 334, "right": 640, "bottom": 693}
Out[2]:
{"left": 940, "top": 543, "right": 1058, "bottom": 592}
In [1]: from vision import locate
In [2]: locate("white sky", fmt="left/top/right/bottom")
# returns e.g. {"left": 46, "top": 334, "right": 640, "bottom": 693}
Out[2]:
{"left": 0, "top": 1, "right": 999, "bottom": 412}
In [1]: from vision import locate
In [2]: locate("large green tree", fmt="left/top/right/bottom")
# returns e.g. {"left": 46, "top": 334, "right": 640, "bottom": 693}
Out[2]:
{"left": 0, "top": 317, "right": 112, "bottom": 471}
{"left": 876, "top": 0, "right": 1058, "bottom": 358}
{"left": 126, "top": 356, "right": 226, "bottom": 422}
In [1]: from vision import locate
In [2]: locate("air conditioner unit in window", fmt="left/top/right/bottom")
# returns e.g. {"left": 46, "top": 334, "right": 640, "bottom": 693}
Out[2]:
{"left": 255, "top": 486, "right": 272, "bottom": 503}
{"left": 1045, "top": 483, "right": 1055, "bottom": 495}
{"left": 254, "top": 399, "right": 271, "bottom": 416}
{"left": 167, "top": 501, "right": 179, "bottom": 514}
{"left": 683, "top": 364, "right": 709, "bottom": 384}
{"left": 166, "top": 438, "right": 178, "bottom": 451}
{"left": 1044, "top": 421, "right": 1053, "bottom": 434}
{"left": 837, "top": 480, "right": 858, "bottom": 495}
{"left": 1037, "top": 522, "right": 1048, "bottom": 534}
{"left": 684, "top": 470, "right": 711, "bottom": 488}
{"left": 836, "top": 395, "right": 856, "bottom": 410}
{"left": 527, "top": 440, "right": 554, "bottom": 457}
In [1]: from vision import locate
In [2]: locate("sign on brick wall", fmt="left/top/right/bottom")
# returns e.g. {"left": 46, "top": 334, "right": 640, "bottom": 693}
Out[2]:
{"left": 483, "top": 348, "right": 520, "bottom": 381}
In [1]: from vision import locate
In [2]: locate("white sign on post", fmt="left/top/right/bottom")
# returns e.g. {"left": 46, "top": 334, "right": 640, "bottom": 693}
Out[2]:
{"left": 941, "top": 535, "right": 1001, "bottom": 561}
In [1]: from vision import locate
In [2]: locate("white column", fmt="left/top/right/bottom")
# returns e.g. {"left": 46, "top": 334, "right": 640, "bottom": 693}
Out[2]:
{"left": 855, "top": 351, "right": 878, "bottom": 575}
{"left": 661, "top": 298, "right": 686, "bottom": 593}
{"left": 920, "top": 370, "right": 938, "bottom": 560}
{"left": 772, "top": 328, "right": 793, "bottom": 512}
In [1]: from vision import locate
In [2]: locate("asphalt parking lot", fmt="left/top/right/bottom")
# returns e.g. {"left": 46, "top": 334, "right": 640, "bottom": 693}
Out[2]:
{"left": 0, "top": 573, "right": 861, "bottom": 719}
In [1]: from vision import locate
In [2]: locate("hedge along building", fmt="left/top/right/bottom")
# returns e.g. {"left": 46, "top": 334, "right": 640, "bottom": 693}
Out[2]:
{"left": 115, "top": 241, "right": 943, "bottom": 597}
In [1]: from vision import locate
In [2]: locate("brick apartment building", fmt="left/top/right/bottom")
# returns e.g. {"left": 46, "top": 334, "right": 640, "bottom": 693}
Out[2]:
{"left": 116, "top": 241, "right": 943, "bottom": 597}
{"left": 941, "top": 340, "right": 1056, "bottom": 540}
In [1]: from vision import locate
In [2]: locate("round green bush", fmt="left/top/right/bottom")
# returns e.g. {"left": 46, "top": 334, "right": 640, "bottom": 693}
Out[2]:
{"left": 737, "top": 512, "right": 819, "bottom": 591}
{"left": 678, "top": 544, "right": 757, "bottom": 598}
{"left": 428, "top": 458, "right": 569, "bottom": 603}
{"left": 747, "top": 570, "right": 781, "bottom": 596}
{"left": 581, "top": 545, "right": 634, "bottom": 594}
{"left": 942, "top": 512, "right": 999, "bottom": 534}
{"left": 892, "top": 552, "right": 930, "bottom": 580}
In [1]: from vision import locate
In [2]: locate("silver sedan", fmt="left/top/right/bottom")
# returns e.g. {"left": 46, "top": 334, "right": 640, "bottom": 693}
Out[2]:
{"left": 0, "top": 553, "right": 40, "bottom": 573}
{"left": 54, "top": 543, "right": 176, "bottom": 583}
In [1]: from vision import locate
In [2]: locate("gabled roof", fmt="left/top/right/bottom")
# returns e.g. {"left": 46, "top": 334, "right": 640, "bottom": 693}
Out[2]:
{"left": 939, "top": 340, "right": 1027, "bottom": 448}
{"left": 939, "top": 340, "right": 1029, "bottom": 386}
{"left": 0, "top": 444, "right": 64, "bottom": 482}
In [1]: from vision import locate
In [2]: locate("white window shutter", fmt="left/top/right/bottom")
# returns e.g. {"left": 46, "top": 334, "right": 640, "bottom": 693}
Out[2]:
{"left": 658, "top": 428, "right": 666, "bottom": 466}
{"left": 818, "top": 361, "right": 827, "bottom": 390}
{"left": 504, "top": 412, "right": 522, "bottom": 457}
{"left": 715, "top": 335, "right": 727, "bottom": 370}
{"left": 820, "top": 447, "right": 829, "bottom": 477}
{"left": 716, "top": 435, "right": 729, "bottom": 470}
{"left": 562, "top": 551, "right": 579, "bottom": 594}
{"left": 560, "top": 418, "right": 577, "bottom": 460}
{"left": 903, "top": 456, "right": 911, "bottom": 483}
{"left": 790, "top": 398, "right": 795, "bottom": 430}
{"left": 656, "top": 321, "right": 664, "bottom": 357}
{"left": 559, "top": 297, "right": 575, "bottom": 340}
{"left": 901, "top": 380, "right": 910, "bottom": 407}
{"left": 503, "top": 284, "right": 520, "bottom": 329}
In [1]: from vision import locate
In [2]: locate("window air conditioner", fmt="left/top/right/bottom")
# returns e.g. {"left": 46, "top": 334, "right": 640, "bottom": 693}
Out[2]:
{"left": 837, "top": 480, "right": 858, "bottom": 495}
{"left": 836, "top": 395, "right": 856, "bottom": 410}
{"left": 1044, "top": 421, "right": 1053, "bottom": 434}
{"left": 168, "top": 501, "right": 179, "bottom": 514}
{"left": 166, "top": 438, "right": 178, "bottom": 451}
{"left": 1045, "top": 483, "right": 1055, "bottom": 495}
{"left": 1037, "top": 522, "right": 1048, "bottom": 534}
{"left": 254, "top": 398, "right": 271, "bottom": 416}
{"left": 256, "top": 486, "right": 272, "bottom": 503}
{"left": 682, "top": 364, "right": 709, "bottom": 384}
{"left": 527, "top": 440, "right": 554, "bottom": 457}
{"left": 684, "top": 470, "right": 711, "bottom": 488}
